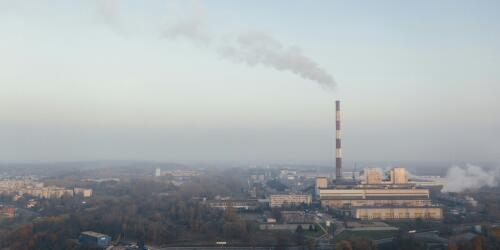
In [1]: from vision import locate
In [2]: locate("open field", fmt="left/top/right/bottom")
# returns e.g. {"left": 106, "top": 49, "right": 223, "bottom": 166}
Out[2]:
{"left": 335, "top": 230, "right": 397, "bottom": 241}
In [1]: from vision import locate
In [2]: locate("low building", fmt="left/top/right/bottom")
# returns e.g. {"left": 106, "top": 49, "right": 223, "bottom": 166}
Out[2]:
{"left": 0, "top": 179, "right": 44, "bottom": 189}
{"left": 74, "top": 188, "right": 93, "bottom": 197}
{"left": 266, "top": 217, "right": 277, "bottom": 223}
{"left": 206, "top": 199, "right": 258, "bottom": 210}
{"left": 351, "top": 206, "right": 443, "bottom": 220}
{"left": 12, "top": 186, "right": 74, "bottom": 199}
{"left": 270, "top": 194, "right": 312, "bottom": 207}
{"left": 260, "top": 223, "right": 314, "bottom": 231}
{"left": 79, "top": 231, "right": 111, "bottom": 249}
{"left": 26, "top": 199, "right": 38, "bottom": 208}
{"left": 0, "top": 206, "right": 16, "bottom": 218}
{"left": 281, "top": 211, "right": 315, "bottom": 224}
{"left": 162, "top": 170, "right": 200, "bottom": 177}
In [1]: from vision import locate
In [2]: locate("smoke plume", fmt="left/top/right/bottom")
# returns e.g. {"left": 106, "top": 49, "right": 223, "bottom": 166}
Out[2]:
{"left": 96, "top": 1, "right": 336, "bottom": 89}
{"left": 218, "top": 32, "right": 335, "bottom": 89}
{"left": 162, "top": 21, "right": 336, "bottom": 89}
{"left": 162, "top": 18, "right": 211, "bottom": 45}
{"left": 442, "top": 164, "right": 500, "bottom": 192}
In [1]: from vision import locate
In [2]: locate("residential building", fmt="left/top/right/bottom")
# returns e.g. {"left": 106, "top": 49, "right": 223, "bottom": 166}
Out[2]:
{"left": 206, "top": 199, "right": 258, "bottom": 210}
{"left": 270, "top": 194, "right": 312, "bottom": 207}
{"left": 74, "top": 188, "right": 93, "bottom": 197}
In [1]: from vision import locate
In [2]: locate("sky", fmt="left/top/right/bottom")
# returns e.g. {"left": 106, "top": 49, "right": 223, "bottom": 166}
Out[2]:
{"left": 0, "top": 0, "right": 499, "bottom": 164}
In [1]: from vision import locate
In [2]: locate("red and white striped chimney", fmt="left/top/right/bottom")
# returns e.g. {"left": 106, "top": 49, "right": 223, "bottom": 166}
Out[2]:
{"left": 335, "top": 100, "right": 342, "bottom": 179}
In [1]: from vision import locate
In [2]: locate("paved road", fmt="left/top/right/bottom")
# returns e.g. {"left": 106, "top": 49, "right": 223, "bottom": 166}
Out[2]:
{"left": 158, "top": 246, "right": 322, "bottom": 250}
{"left": 159, "top": 247, "right": 275, "bottom": 250}
{"left": 332, "top": 219, "right": 345, "bottom": 238}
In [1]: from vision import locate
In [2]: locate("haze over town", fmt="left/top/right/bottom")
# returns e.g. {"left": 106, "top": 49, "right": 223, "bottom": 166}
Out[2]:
{"left": 1, "top": 1, "right": 498, "bottom": 164}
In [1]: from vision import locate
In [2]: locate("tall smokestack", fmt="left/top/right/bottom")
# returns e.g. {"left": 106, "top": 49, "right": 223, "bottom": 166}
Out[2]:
{"left": 335, "top": 100, "right": 342, "bottom": 179}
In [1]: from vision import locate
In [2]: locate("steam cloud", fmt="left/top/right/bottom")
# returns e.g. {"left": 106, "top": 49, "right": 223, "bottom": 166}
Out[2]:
{"left": 163, "top": 20, "right": 336, "bottom": 89}
{"left": 442, "top": 164, "right": 500, "bottom": 192}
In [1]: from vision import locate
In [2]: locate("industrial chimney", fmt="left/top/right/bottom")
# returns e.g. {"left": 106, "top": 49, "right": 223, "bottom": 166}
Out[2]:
{"left": 335, "top": 100, "right": 342, "bottom": 179}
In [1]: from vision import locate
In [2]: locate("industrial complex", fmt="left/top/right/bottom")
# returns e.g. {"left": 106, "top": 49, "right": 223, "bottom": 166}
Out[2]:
{"left": 315, "top": 100, "right": 443, "bottom": 220}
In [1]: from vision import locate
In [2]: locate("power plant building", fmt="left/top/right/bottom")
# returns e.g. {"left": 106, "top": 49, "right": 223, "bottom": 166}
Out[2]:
{"left": 318, "top": 179, "right": 442, "bottom": 219}
{"left": 315, "top": 177, "right": 328, "bottom": 197}
{"left": 319, "top": 188, "right": 433, "bottom": 208}
{"left": 365, "top": 168, "right": 382, "bottom": 184}
{"left": 391, "top": 167, "right": 408, "bottom": 184}
{"left": 317, "top": 100, "right": 442, "bottom": 220}
{"left": 362, "top": 167, "right": 408, "bottom": 185}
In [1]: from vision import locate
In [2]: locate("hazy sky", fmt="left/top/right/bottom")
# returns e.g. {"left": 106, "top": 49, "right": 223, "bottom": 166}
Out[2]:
{"left": 0, "top": 0, "right": 499, "bottom": 164}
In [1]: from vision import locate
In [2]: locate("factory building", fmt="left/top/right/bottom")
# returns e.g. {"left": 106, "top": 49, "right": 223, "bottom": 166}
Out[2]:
{"left": 74, "top": 188, "right": 93, "bottom": 198}
{"left": 315, "top": 177, "right": 328, "bottom": 197}
{"left": 270, "top": 194, "right": 312, "bottom": 207}
{"left": 352, "top": 206, "right": 443, "bottom": 220}
{"left": 365, "top": 168, "right": 382, "bottom": 184}
{"left": 318, "top": 183, "right": 442, "bottom": 219}
{"left": 390, "top": 167, "right": 408, "bottom": 184}
{"left": 319, "top": 188, "right": 432, "bottom": 208}
{"left": 362, "top": 167, "right": 409, "bottom": 185}
{"left": 78, "top": 231, "right": 111, "bottom": 249}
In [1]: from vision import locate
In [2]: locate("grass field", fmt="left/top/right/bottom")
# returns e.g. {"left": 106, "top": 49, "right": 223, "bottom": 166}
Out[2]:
{"left": 383, "top": 220, "right": 442, "bottom": 231}
{"left": 335, "top": 230, "right": 397, "bottom": 241}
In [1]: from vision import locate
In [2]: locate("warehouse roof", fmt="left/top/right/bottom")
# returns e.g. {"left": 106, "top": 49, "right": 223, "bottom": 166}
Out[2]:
{"left": 80, "top": 231, "right": 110, "bottom": 238}
{"left": 321, "top": 196, "right": 429, "bottom": 200}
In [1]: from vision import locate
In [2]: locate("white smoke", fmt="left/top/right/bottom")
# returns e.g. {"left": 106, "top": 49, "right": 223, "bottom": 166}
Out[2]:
{"left": 96, "top": 0, "right": 119, "bottom": 28}
{"left": 442, "top": 164, "right": 500, "bottom": 192}
{"left": 218, "top": 32, "right": 335, "bottom": 89}
{"left": 98, "top": 0, "right": 117, "bottom": 19}
{"left": 161, "top": 17, "right": 335, "bottom": 89}
{"left": 94, "top": 1, "right": 336, "bottom": 89}
{"left": 162, "top": 18, "right": 211, "bottom": 45}
{"left": 162, "top": 10, "right": 335, "bottom": 89}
